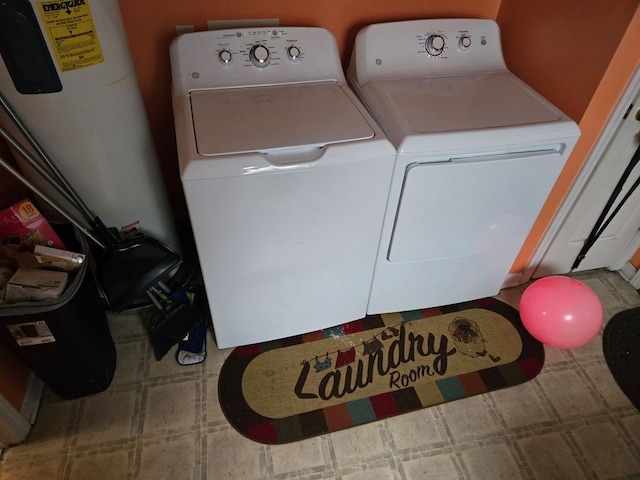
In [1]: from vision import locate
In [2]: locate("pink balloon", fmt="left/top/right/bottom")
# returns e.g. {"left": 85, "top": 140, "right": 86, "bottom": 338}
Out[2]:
{"left": 519, "top": 276, "right": 603, "bottom": 349}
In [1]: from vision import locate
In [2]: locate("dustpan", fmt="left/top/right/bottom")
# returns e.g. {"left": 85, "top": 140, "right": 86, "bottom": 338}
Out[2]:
{"left": 96, "top": 234, "right": 183, "bottom": 312}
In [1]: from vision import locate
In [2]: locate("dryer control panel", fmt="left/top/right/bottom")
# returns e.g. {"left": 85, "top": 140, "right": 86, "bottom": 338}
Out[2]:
{"left": 348, "top": 19, "right": 508, "bottom": 86}
{"left": 170, "top": 27, "right": 346, "bottom": 93}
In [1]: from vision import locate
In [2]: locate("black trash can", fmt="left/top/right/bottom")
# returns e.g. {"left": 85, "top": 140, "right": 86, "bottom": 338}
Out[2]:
{"left": 0, "top": 224, "right": 116, "bottom": 399}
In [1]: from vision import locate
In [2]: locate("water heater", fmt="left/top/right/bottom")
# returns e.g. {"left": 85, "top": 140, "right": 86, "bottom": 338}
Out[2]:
{"left": 0, "top": 0, "right": 178, "bottom": 250}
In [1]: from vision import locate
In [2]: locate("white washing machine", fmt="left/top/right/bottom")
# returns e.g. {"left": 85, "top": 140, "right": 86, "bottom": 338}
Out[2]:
{"left": 171, "top": 27, "right": 395, "bottom": 348}
{"left": 347, "top": 18, "right": 581, "bottom": 314}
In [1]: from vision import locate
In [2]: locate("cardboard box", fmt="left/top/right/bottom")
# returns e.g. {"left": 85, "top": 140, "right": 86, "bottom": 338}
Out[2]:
{"left": 0, "top": 199, "right": 65, "bottom": 250}
{"left": 5, "top": 267, "right": 69, "bottom": 302}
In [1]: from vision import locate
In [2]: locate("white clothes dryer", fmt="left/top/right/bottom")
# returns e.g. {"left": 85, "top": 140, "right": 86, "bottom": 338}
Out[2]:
{"left": 347, "top": 19, "right": 580, "bottom": 314}
{"left": 171, "top": 27, "right": 395, "bottom": 348}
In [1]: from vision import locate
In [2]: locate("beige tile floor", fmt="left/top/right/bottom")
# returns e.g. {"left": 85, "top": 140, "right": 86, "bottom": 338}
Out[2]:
{"left": 1, "top": 269, "right": 639, "bottom": 479}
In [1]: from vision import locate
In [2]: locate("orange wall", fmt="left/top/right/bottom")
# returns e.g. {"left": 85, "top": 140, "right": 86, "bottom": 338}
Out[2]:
{"left": 631, "top": 248, "right": 640, "bottom": 269}
{"left": 501, "top": 2, "right": 640, "bottom": 271}
{"left": 499, "top": 1, "right": 638, "bottom": 124}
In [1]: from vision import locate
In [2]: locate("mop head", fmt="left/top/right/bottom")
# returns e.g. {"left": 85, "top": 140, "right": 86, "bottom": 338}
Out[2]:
{"left": 176, "top": 320, "right": 208, "bottom": 365}
{"left": 149, "top": 285, "right": 209, "bottom": 361}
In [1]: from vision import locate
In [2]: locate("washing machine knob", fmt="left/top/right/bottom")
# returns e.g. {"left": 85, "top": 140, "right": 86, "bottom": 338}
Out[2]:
{"left": 218, "top": 49, "right": 232, "bottom": 64}
{"left": 250, "top": 44, "right": 271, "bottom": 68}
{"left": 425, "top": 34, "right": 445, "bottom": 56}
{"left": 287, "top": 45, "right": 301, "bottom": 61}
{"left": 459, "top": 35, "right": 472, "bottom": 50}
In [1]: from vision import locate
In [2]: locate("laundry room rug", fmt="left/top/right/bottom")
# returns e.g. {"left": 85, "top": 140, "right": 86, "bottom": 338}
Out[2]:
{"left": 218, "top": 298, "right": 544, "bottom": 444}
{"left": 603, "top": 308, "right": 640, "bottom": 411}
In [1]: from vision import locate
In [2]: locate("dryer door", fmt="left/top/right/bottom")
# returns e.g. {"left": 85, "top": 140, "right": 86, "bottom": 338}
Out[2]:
{"left": 387, "top": 150, "right": 563, "bottom": 263}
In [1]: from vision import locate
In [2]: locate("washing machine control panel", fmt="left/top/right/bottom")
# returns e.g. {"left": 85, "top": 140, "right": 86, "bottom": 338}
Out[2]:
{"left": 424, "top": 33, "right": 474, "bottom": 57}
{"left": 170, "top": 27, "right": 346, "bottom": 92}
{"left": 349, "top": 19, "right": 508, "bottom": 85}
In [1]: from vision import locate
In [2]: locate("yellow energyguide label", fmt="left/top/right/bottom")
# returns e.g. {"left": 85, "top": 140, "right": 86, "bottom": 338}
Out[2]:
{"left": 37, "top": 0, "right": 104, "bottom": 72}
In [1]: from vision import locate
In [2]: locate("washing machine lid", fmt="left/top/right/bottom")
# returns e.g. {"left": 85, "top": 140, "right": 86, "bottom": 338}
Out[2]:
{"left": 190, "top": 82, "right": 374, "bottom": 156}
{"left": 362, "top": 72, "right": 565, "bottom": 150}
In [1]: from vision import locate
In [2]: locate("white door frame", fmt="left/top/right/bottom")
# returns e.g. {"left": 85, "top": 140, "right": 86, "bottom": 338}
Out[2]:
{"left": 522, "top": 65, "right": 640, "bottom": 284}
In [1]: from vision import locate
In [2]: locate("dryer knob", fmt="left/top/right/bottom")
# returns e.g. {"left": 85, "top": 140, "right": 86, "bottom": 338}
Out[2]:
{"left": 219, "top": 49, "right": 232, "bottom": 64}
{"left": 250, "top": 44, "right": 271, "bottom": 68}
{"left": 459, "top": 36, "right": 472, "bottom": 50}
{"left": 425, "top": 35, "right": 445, "bottom": 56}
{"left": 287, "top": 45, "right": 301, "bottom": 61}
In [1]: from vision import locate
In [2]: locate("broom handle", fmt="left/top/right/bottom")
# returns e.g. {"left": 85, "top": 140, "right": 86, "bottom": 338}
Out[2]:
{"left": 0, "top": 125, "right": 80, "bottom": 211}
